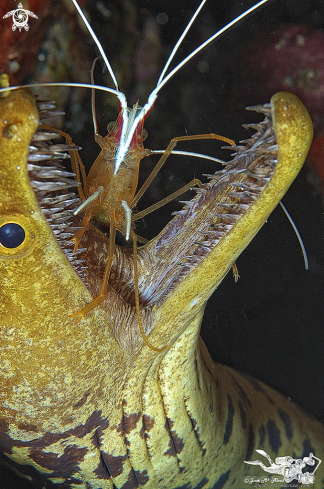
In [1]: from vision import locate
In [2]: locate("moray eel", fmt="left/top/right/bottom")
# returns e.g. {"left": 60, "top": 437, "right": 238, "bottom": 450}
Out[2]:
{"left": 0, "top": 87, "right": 323, "bottom": 489}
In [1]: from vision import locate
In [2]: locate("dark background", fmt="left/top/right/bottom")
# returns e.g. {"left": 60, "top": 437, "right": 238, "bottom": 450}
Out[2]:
{"left": 2, "top": 0, "right": 324, "bottom": 486}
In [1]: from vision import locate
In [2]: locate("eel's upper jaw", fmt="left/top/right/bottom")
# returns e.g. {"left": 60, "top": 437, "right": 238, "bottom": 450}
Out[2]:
{"left": 138, "top": 92, "right": 312, "bottom": 348}
{"left": 140, "top": 101, "right": 279, "bottom": 305}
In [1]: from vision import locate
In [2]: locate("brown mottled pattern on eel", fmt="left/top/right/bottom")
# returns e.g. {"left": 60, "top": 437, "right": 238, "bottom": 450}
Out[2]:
{"left": 0, "top": 87, "right": 323, "bottom": 488}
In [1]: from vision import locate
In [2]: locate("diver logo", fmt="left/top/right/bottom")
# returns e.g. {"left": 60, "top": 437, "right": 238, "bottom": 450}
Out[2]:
{"left": 3, "top": 2, "right": 38, "bottom": 32}
{"left": 244, "top": 450, "right": 321, "bottom": 485}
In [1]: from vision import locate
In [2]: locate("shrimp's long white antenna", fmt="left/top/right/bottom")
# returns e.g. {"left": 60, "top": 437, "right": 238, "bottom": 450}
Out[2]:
{"left": 0, "top": 82, "right": 124, "bottom": 98}
{"left": 152, "top": 0, "right": 270, "bottom": 96}
{"left": 71, "top": 0, "right": 129, "bottom": 118}
{"left": 151, "top": 149, "right": 226, "bottom": 165}
{"left": 114, "top": 0, "right": 271, "bottom": 173}
{"left": 1, "top": 0, "right": 271, "bottom": 175}
{"left": 71, "top": 2, "right": 118, "bottom": 90}
{"left": 157, "top": 0, "right": 207, "bottom": 86}
{"left": 280, "top": 202, "right": 309, "bottom": 270}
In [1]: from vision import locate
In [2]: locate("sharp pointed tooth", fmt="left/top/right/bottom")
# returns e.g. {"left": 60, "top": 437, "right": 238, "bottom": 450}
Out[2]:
{"left": 246, "top": 103, "right": 271, "bottom": 114}
{"left": 31, "top": 131, "right": 60, "bottom": 141}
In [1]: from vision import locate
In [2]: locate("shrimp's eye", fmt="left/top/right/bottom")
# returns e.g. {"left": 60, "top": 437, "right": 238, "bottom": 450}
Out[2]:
{"left": 107, "top": 121, "right": 116, "bottom": 133}
{"left": 0, "top": 222, "right": 25, "bottom": 248}
{"left": 142, "top": 128, "right": 148, "bottom": 141}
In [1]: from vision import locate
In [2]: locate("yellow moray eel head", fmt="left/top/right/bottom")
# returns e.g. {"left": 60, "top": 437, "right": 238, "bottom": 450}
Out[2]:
{"left": 1, "top": 88, "right": 321, "bottom": 489}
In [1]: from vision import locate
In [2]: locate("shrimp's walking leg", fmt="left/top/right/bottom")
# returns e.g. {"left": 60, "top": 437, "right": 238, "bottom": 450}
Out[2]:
{"left": 232, "top": 262, "right": 239, "bottom": 282}
{"left": 72, "top": 206, "right": 93, "bottom": 253}
{"left": 131, "top": 230, "right": 168, "bottom": 352}
{"left": 40, "top": 124, "right": 95, "bottom": 253}
{"left": 72, "top": 186, "right": 105, "bottom": 251}
{"left": 71, "top": 208, "right": 117, "bottom": 324}
{"left": 40, "top": 123, "right": 87, "bottom": 201}
{"left": 131, "top": 175, "right": 240, "bottom": 283}
{"left": 130, "top": 132, "right": 237, "bottom": 281}
{"left": 130, "top": 133, "right": 235, "bottom": 209}
{"left": 132, "top": 178, "right": 202, "bottom": 222}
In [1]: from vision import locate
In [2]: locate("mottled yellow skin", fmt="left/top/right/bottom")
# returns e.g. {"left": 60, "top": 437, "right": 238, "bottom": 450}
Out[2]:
{"left": 0, "top": 89, "right": 323, "bottom": 489}
{"left": 0, "top": 89, "right": 111, "bottom": 430}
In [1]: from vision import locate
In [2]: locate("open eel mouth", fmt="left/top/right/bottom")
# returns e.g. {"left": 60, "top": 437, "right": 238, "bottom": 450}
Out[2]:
{"left": 0, "top": 87, "right": 314, "bottom": 489}
{"left": 24, "top": 91, "right": 312, "bottom": 308}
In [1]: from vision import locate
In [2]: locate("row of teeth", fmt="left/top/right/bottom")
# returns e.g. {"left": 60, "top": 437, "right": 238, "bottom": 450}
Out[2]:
{"left": 27, "top": 100, "right": 89, "bottom": 286}
{"left": 163, "top": 104, "right": 278, "bottom": 296}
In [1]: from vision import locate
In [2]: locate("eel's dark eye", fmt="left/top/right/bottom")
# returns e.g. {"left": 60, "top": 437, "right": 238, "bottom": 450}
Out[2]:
{"left": 0, "top": 216, "right": 36, "bottom": 259}
{"left": 0, "top": 222, "right": 26, "bottom": 248}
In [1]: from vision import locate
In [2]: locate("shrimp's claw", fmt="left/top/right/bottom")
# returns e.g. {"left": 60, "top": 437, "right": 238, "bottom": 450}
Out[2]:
{"left": 232, "top": 263, "right": 239, "bottom": 282}
{"left": 71, "top": 206, "right": 93, "bottom": 253}
{"left": 71, "top": 229, "right": 86, "bottom": 254}
{"left": 70, "top": 296, "right": 105, "bottom": 325}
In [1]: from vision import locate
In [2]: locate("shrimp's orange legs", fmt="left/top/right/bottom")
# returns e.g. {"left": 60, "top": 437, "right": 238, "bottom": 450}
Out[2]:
{"left": 131, "top": 133, "right": 235, "bottom": 210}
{"left": 41, "top": 124, "right": 234, "bottom": 352}
{"left": 40, "top": 124, "right": 87, "bottom": 201}
{"left": 71, "top": 219, "right": 168, "bottom": 352}
{"left": 71, "top": 207, "right": 117, "bottom": 324}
